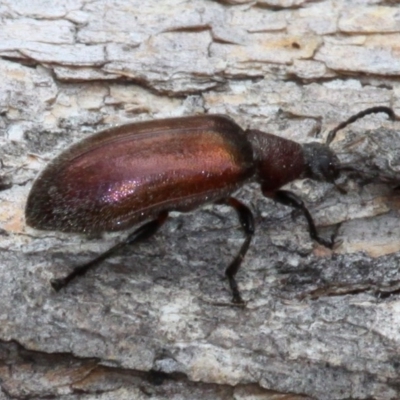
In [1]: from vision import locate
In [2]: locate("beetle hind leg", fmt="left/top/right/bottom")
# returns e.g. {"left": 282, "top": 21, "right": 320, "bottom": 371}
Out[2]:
{"left": 51, "top": 211, "right": 169, "bottom": 291}
{"left": 220, "top": 197, "right": 255, "bottom": 304}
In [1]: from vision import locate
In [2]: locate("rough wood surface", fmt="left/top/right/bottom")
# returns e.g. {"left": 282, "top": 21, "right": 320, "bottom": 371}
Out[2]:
{"left": 1, "top": 1, "right": 400, "bottom": 399}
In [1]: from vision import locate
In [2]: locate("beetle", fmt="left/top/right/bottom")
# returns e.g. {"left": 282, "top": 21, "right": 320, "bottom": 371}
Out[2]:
{"left": 25, "top": 106, "right": 395, "bottom": 303}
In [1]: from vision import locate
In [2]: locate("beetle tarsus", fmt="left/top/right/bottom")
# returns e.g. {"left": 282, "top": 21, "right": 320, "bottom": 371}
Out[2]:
{"left": 51, "top": 277, "right": 69, "bottom": 292}
{"left": 314, "top": 235, "right": 334, "bottom": 249}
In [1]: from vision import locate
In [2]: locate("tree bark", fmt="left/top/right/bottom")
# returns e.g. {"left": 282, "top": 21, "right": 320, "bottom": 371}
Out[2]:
{"left": 1, "top": 1, "right": 400, "bottom": 399}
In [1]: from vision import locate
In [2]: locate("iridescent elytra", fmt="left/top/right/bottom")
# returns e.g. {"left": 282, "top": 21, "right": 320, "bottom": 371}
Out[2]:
{"left": 25, "top": 107, "right": 395, "bottom": 303}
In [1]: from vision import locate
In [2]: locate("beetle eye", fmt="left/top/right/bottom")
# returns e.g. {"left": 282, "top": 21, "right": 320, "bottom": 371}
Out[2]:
{"left": 321, "top": 159, "right": 340, "bottom": 181}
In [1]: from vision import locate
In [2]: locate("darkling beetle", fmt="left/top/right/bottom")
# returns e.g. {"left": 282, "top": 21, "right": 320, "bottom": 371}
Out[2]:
{"left": 25, "top": 106, "right": 395, "bottom": 303}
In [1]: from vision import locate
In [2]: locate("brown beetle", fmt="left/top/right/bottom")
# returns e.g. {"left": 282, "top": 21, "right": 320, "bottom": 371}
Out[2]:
{"left": 25, "top": 107, "right": 395, "bottom": 303}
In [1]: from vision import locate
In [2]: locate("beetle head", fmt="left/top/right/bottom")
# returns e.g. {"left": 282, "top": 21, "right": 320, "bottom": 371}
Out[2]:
{"left": 310, "top": 106, "right": 395, "bottom": 184}
{"left": 302, "top": 142, "right": 340, "bottom": 183}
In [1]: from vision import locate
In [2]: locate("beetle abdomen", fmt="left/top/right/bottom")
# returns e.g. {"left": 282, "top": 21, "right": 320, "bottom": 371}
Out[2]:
{"left": 25, "top": 115, "right": 254, "bottom": 233}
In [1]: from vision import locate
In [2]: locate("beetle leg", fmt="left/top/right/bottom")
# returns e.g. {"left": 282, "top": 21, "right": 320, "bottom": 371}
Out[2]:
{"left": 220, "top": 197, "right": 255, "bottom": 304}
{"left": 125, "top": 211, "right": 169, "bottom": 245}
{"left": 51, "top": 211, "right": 169, "bottom": 292}
{"left": 272, "top": 190, "right": 333, "bottom": 249}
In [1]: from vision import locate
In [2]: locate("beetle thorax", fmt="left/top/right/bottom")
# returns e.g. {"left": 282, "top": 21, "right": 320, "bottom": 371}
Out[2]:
{"left": 246, "top": 129, "right": 305, "bottom": 192}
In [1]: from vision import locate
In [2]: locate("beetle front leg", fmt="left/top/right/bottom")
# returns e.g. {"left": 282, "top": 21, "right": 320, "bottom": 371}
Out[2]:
{"left": 271, "top": 189, "right": 333, "bottom": 249}
{"left": 220, "top": 197, "right": 255, "bottom": 304}
{"left": 51, "top": 211, "right": 169, "bottom": 291}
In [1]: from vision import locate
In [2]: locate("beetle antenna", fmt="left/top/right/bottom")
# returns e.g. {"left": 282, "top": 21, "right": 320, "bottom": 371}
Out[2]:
{"left": 326, "top": 106, "right": 396, "bottom": 146}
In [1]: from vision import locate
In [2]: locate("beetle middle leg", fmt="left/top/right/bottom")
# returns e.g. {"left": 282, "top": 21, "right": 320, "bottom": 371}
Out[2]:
{"left": 271, "top": 189, "right": 333, "bottom": 248}
{"left": 51, "top": 211, "right": 169, "bottom": 291}
{"left": 219, "top": 197, "right": 255, "bottom": 304}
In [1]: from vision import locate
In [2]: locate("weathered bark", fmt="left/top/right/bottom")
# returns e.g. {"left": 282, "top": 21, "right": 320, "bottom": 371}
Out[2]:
{"left": 1, "top": 1, "right": 400, "bottom": 399}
